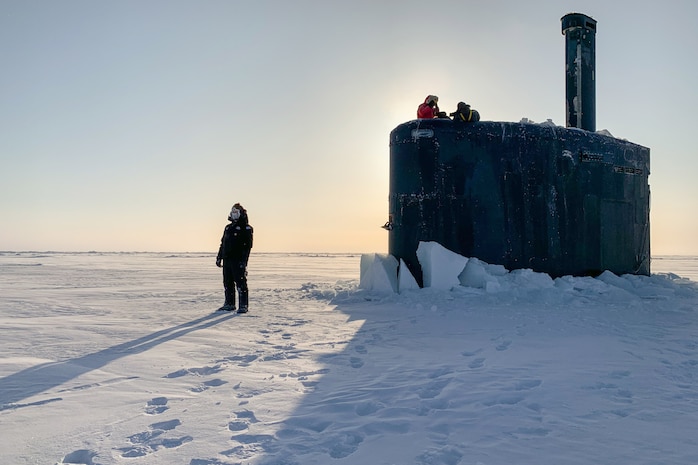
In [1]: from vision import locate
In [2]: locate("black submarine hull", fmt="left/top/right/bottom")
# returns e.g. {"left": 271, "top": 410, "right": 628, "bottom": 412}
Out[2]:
{"left": 388, "top": 119, "right": 650, "bottom": 284}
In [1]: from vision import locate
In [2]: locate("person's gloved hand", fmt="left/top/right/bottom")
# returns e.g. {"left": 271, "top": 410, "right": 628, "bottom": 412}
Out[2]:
{"left": 216, "top": 258, "right": 222, "bottom": 268}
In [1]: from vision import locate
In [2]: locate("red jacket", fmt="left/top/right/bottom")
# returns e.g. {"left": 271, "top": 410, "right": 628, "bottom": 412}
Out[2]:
{"left": 417, "top": 102, "right": 437, "bottom": 119}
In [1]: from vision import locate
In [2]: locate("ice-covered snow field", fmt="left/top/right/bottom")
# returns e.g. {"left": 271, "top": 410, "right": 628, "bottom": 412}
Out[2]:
{"left": 1, "top": 251, "right": 697, "bottom": 465}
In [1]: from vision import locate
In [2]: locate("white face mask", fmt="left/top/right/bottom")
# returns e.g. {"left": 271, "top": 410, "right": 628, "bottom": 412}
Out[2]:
{"left": 230, "top": 208, "right": 241, "bottom": 221}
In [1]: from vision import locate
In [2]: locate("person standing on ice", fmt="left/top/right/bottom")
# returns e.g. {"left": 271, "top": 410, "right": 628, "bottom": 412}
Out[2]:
{"left": 216, "top": 203, "right": 253, "bottom": 313}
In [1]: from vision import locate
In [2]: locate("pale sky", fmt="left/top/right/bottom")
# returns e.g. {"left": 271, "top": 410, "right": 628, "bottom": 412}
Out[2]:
{"left": 1, "top": 0, "right": 697, "bottom": 255}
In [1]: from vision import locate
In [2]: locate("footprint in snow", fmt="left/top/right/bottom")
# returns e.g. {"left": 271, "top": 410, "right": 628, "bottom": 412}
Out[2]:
{"left": 164, "top": 364, "right": 224, "bottom": 378}
{"left": 144, "top": 396, "right": 169, "bottom": 415}
{"left": 118, "top": 419, "right": 192, "bottom": 458}
{"left": 416, "top": 446, "right": 463, "bottom": 465}
{"left": 227, "top": 409, "right": 259, "bottom": 433}
{"left": 355, "top": 400, "right": 383, "bottom": 416}
{"left": 324, "top": 432, "right": 364, "bottom": 459}
{"left": 461, "top": 348, "right": 483, "bottom": 357}
{"left": 513, "top": 379, "right": 543, "bottom": 391}
{"left": 417, "top": 378, "right": 451, "bottom": 399}
{"left": 58, "top": 449, "right": 100, "bottom": 465}
{"left": 222, "top": 353, "right": 259, "bottom": 367}
{"left": 190, "top": 378, "right": 228, "bottom": 393}
{"left": 223, "top": 411, "right": 276, "bottom": 455}
{"left": 496, "top": 340, "right": 512, "bottom": 351}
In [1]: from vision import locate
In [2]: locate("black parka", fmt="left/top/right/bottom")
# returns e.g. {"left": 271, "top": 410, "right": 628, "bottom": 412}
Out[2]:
{"left": 217, "top": 212, "right": 253, "bottom": 263}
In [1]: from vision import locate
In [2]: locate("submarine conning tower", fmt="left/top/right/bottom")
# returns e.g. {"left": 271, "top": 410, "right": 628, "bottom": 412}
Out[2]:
{"left": 387, "top": 14, "right": 650, "bottom": 285}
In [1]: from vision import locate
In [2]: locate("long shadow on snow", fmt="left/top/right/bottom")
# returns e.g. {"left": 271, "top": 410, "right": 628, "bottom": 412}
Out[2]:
{"left": 246, "top": 297, "right": 462, "bottom": 465}
{"left": 245, "top": 277, "right": 698, "bottom": 465}
{"left": 0, "top": 311, "right": 236, "bottom": 408}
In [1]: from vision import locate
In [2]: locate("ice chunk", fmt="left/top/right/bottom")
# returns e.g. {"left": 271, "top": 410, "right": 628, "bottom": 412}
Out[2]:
{"left": 459, "top": 257, "right": 508, "bottom": 292}
{"left": 508, "top": 268, "right": 554, "bottom": 289}
{"left": 416, "top": 242, "right": 468, "bottom": 290}
{"left": 398, "top": 259, "right": 420, "bottom": 293}
{"left": 484, "top": 262, "right": 508, "bottom": 276}
{"left": 359, "top": 253, "right": 398, "bottom": 293}
{"left": 459, "top": 257, "right": 486, "bottom": 288}
{"left": 459, "top": 257, "right": 495, "bottom": 288}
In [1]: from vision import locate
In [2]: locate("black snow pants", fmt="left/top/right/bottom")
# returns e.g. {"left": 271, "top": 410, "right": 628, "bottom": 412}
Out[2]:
{"left": 222, "top": 260, "right": 248, "bottom": 309}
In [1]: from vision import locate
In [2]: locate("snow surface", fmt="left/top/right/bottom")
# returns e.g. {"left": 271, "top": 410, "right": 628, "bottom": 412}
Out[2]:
{"left": 518, "top": 117, "right": 616, "bottom": 138}
{"left": 1, "top": 251, "right": 698, "bottom": 465}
